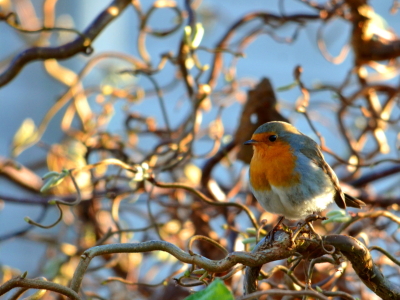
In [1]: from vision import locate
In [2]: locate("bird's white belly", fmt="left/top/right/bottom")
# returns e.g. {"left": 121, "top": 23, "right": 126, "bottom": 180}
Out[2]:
{"left": 250, "top": 163, "right": 336, "bottom": 220}
{"left": 252, "top": 186, "right": 334, "bottom": 220}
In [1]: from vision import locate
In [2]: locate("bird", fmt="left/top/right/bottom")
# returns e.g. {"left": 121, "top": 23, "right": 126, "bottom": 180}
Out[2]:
{"left": 244, "top": 121, "right": 365, "bottom": 222}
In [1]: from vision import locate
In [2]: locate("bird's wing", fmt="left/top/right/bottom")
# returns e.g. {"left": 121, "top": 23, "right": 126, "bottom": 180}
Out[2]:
{"left": 344, "top": 193, "right": 366, "bottom": 208}
{"left": 299, "top": 146, "right": 347, "bottom": 209}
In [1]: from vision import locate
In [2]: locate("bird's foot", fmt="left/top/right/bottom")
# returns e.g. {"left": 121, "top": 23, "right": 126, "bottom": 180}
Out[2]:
{"left": 264, "top": 216, "right": 285, "bottom": 246}
{"left": 305, "top": 213, "right": 327, "bottom": 224}
{"left": 291, "top": 214, "right": 327, "bottom": 245}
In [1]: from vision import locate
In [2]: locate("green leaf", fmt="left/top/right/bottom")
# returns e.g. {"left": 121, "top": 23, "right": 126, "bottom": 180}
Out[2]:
{"left": 40, "top": 170, "right": 69, "bottom": 193}
{"left": 183, "top": 279, "right": 234, "bottom": 300}
{"left": 242, "top": 237, "right": 257, "bottom": 245}
{"left": 245, "top": 227, "right": 256, "bottom": 235}
{"left": 322, "top": 210, "right": 351, "bottom": 224}
{"left": 326, "top": 209, "right": 346, "bottom": 218}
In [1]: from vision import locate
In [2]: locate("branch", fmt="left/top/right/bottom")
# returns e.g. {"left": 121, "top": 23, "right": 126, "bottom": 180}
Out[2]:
{"left": 148, "top": 177, "right": 258, "bottom": 229}
{"left": 346, "top": 0, "right": 400, "bottom": 63}
{"left": 324, "top": 235, "right": 400, "bottom": 299}
{"left": 239, "top": 289, "right": 330, "bottom": 300}
{"left": 350, "top": 165, "right": 400, "bottom": 187}
{"left": 355, "top": 39, "right": 400, "bottom": 62}
{"left": 243, "top": 233, "right": 400, "bottom": 299}
{"left": 0, "top": 156, "right": 42, "bottom": 192}
{"left": 69, "top": 232, "right": 302, "bottom": 292}
{"left": 0, "top": 0, "right": 132, "bottom": 87}
{"left": 0, "top": 275, "right": 81, "bottom": 300}
{"left": 206, "top": 12, "right": 320, "bottom": 89}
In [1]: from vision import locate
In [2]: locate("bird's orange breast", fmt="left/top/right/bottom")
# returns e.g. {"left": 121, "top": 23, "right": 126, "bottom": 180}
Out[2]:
{"left": 249, "top": 136, "right": 300, "bottom": 191}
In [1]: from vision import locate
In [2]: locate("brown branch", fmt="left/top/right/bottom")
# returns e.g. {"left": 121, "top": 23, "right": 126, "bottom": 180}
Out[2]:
{"left": 0, "top": 157, "right": 42, "bottom": 192}
{"left": 243, "top": 233, "right": 400, "bottom": 299}
{"left": 0, "top": 0, "right": 132, "bottom": 87}
{"left": 350, "top": 165, "right": 400, "bottom": 187}
{"left": 324, "top": 235, "right": 400, "bottom": 299}
{"left": 201, "top": 140, "right": 237, "bottom": 189}
{"left": 361, "top": 196, "right": 400, "bottom": 208}
{"left": 68, "top": 229, "right": 400, "bottom": 299}
{"left": 207, "top": 13, "right": 320, "bottom": 89}
{"left": 346, "top": 0, "right": 400, "bottom": 64}
{"left": 69, "top": 231, "right": 302, "bottom": 292}
{"left": 355, "top": 39, "right": 400, "bottom": 63}
{"left": 239, "top": 289, "right": 330, "bottom": 300}
{"left": 0, "top": 275, "right": 81, "bottom": 300}
{"left": 148, "top": 177, "right": 258, "bottom": 229}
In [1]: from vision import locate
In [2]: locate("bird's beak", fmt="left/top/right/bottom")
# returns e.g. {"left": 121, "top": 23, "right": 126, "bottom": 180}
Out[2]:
{"left": 244, "top": 139, "right": 257, "bottom": 145}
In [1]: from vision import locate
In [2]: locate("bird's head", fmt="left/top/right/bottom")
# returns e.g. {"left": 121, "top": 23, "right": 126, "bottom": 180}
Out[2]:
{"left": 244, "top": 121, "right": 303, "bottom": 155}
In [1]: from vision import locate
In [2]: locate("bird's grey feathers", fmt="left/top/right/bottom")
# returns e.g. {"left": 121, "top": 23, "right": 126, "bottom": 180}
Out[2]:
{"left": 299, "top": 146, "right": 347, "bottom": 209}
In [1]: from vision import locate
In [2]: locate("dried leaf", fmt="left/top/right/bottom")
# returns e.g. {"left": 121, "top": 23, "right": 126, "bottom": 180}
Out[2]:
{"left": 12, "top": 118, "right": 38, "bottom": 157}
{"left": 235, "top": 78, "right": 289, "bottom": 163}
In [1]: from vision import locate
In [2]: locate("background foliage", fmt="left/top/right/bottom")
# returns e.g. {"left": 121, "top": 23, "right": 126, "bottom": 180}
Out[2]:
{"left": 1, "top": 0, "right": 400, "bottom": 299}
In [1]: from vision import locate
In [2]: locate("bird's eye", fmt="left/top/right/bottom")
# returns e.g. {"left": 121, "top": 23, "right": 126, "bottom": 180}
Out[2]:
{"left": 268, "top": 135, "right": 277, "bottom": 142}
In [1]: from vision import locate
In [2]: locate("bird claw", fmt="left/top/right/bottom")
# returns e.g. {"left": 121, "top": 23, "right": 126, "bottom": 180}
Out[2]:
{"left": 263, "top": 216, "right": 285, "bottom": 247}
{"left": 262, "top": 214, "right": 326, "bottom": 248}
{"left": 291, "top": 213, "right": 326, "bottom": 245}
{"left": 305, "top": 213, "right": 327, "bottom": 223}
{"left": 264, "top": 228, "right": 277, "bottom": 247}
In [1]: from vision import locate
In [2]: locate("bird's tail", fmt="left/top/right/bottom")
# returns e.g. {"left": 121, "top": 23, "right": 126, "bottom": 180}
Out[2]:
{"left": 344, "top": 193, "right": 366, "bottom": 208}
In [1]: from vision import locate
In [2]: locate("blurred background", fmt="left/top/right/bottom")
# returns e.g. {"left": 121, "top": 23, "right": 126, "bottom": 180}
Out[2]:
{"left": 0, "top": 0, "right": 399, "bottom": 299}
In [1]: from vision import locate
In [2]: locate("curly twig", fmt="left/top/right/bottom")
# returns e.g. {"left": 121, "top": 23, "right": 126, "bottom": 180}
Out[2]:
{"left": 0, "top": 274, "right": 80, "bottom": 300}
{"left": 147, "top": 176, "right": 258, "bottom": 229}
{"left": 0, "top": 0, "right": 132, "bottom": 87}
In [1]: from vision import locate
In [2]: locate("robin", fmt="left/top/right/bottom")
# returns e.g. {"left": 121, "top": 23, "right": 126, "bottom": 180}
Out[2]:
{"left": 244, "top": 121, "right": 365, "bottom": 222}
